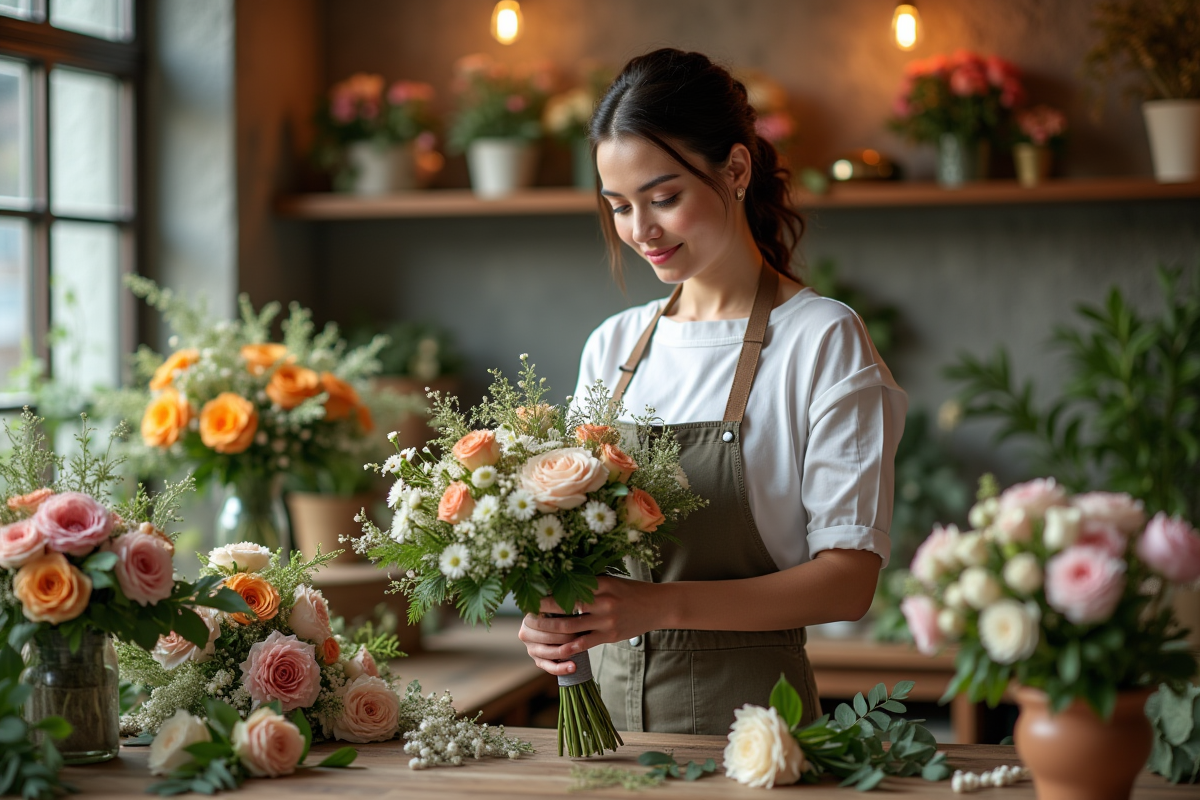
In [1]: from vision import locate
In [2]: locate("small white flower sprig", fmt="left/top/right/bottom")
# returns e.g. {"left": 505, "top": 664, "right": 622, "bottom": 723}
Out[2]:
{"left": 398, "top": 681, "right": 534, "bottom": 769}
{"left": 951, "top": 765, "right": 1030, "bottom": 793}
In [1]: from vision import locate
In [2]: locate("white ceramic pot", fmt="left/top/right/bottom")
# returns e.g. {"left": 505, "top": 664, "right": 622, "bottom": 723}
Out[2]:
{"left": 466, "top": 138, "right": 538, "bottom": 197}
{"left": 345, "top": 140, "right": 418, "bottom": 195}
{"left": 1142, "top": 100, "right": 1200, "bottom": 183}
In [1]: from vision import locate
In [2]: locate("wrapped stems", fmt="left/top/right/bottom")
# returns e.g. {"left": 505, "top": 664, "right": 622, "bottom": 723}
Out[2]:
{"left": 557, "top": 651, "right": 622, "bottom": 758}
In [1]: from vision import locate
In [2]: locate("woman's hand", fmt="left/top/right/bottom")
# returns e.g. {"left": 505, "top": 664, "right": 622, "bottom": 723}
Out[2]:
{"left": 517, "top": 576, "right": 666, "bottom": 676}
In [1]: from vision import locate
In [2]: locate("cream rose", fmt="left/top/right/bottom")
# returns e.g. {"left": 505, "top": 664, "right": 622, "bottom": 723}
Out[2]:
{"left": 151, "top": 606, "right": 222, "bottom": 669}
{"left": 1072, "top": 492, "right": 1146, "bottom": 535}
{"left": 232, "top": 707, "right": 305, "bottom": 778}
{"left": 0, "top": 519, "right": 46, "bottom": 568}
{"left": 978, "top": 599, "right": 1040, "bottom": 664}
{"left": 207, "top": 542, "right": 271, "bottom": 573}
{"left": 1042, "top": 506, "right": 1081, "bottom": 551}
{"left": 993, "top": 507, "right": 1032, "bottom": 545}
{"left": 959, "top": 566, "right": 1002, "bottom": 609}
{"left": 723, "top": 704, "right": 805, "bottom": 788}
{"left": 149, "top": 709, "right": 211, "bottom": 776}
{"left": 954, "top": 532, "right": 989, "bottom": 567}
{"left": 518, "top": 447, "right": 608, "bottom": 512}
{"left": 968, "top": 497, "right": 999, "bottom": 529}
{"left": 332, "top": 675, "right": 400, "bottom": 743}
{"left": 910, "top": 524, "right": 961, "bottom": 587}
{"left": 1002, "top": 553, "right": 1043, "bottom": 596}
{"left": 288, "top": 584, "right": 333, "bottom": 643}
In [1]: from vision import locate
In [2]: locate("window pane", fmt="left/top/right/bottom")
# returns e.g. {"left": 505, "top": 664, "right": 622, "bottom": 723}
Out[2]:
{"left": 51, "top": 221, "right": 120, "bottom": 394}
{"left": 0, "top": 0, "right": 39, "bottom": 22}
{"left": 50, "top": 0, "right": 131, "bottom": 41}
{"left": 0, "top": 58, "right": 31, "bottom": 210}
{"left": 51, "top": 67, "right": 123, "bottom": 217}
{"left": 0, "top": 217, "right": 29, "bottom": 398}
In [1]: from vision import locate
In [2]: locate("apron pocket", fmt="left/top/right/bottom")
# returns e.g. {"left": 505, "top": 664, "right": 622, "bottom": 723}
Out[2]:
{"left": 690, "top": 644, "right": 818, "bottom": 736}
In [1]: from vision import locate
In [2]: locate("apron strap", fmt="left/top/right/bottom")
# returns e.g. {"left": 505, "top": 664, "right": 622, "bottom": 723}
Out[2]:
{"left": 610, "top": 283, "right": 683, "bottom": 411}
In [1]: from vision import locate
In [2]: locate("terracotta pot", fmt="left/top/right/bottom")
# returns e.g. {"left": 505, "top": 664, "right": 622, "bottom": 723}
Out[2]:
{"left": 285, "top": 492, "right": 373, "bottom": 564}
{"left": 371, "top": 375, "right": 460, "bottom": 453}
{"left": 1014, "top": 686, "right": 1153, "bottom": 800}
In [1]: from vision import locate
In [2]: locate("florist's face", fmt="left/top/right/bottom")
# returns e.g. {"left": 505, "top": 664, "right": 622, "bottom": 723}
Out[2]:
{"left": 597, "top": 135, "right": 739, "bottom": 285}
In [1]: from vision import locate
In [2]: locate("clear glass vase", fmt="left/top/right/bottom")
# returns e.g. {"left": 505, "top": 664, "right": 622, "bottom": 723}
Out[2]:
{"left": 22, "top": 629, "right": 120, "bottom": 764}
{"left": 216, "top": 473, "right": 289, "bottom": 551}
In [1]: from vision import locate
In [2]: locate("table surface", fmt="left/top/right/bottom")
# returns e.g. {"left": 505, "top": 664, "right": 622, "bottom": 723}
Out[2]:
{"left": 66, "top": 728, "right": 1187, "bottom": 798}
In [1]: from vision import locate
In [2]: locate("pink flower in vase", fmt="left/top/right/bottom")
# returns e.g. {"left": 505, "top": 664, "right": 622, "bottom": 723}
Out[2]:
{"left": 505, "top": 94, "right": 529, "bottom": 113}
{"left": 755, "top": 112, "right": 795, "bottom": 144}
{"left": 1137, "top": 512, "right": 1200, "bottom": 584}
{"left": 1045, "top": 545, "right": 1126, "bottom": 625}
{"left": 34, "top": 491, "right": 112, "bottom": 556}
{"left": 950, "top": 64, "right": 989, "bottom": 97}
{"left": 331, "top": 92, "right": 356, "bottom": 123}
{"left": 901, "top": 595, "right": 944, "bottom": 655}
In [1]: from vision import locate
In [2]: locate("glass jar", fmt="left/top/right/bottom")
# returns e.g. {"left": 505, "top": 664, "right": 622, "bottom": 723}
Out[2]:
{"left": 216, "top": 473, "right": 289, "bottom": 551}
{"left": 22, "top": 628, "right": 120, "bottom": 764}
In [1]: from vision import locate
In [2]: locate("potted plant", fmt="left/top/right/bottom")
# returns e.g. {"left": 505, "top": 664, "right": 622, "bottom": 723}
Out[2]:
{"left": 736, "top": 68, "right": 797, "bottom": 162}
{"left": 447, "top": 54, "right": 551, "bottom": 197}
{"left": 313, "top": 73, "right": 440, "bottom": 195}
{"left": 542, "top": 65, "right": 612, "bottom": 190}
{"left": 889, "top": 51, "right": 1025, "bottom": 187}
{"left": 1086, "top": 0, "right": 1200, "bottom": 183}
{"left": 1012, "top": 105, "right": 1067, "bottom": 187}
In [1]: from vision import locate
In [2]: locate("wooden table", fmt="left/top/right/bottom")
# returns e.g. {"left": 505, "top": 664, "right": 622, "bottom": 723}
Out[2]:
{"left": 67, "top": 728, "right": 1187, "bottom": 798}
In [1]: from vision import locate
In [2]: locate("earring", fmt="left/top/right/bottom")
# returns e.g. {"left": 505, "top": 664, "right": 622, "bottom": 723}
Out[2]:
{"left": 736, "top": 187, "right": 746, "bottom": 201}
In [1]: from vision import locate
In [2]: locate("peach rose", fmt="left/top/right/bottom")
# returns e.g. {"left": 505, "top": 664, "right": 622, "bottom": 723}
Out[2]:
{"left": 6, "top": 487, "right": 53, "bottom": 513}
{"left": 343, "top": 646, "right": 380, "bottom": 681}
{"left": 151, "top": 606, "right": 221, "bottom": 669}
{"left": 240, "top": 343, "right": 291, "bottom": 376}
{"left": 13, "top": 552, "right": 92, "bottom": 624}
{"left": 0, "top": 519, "right": 46, "bottom": 568}
{"left": 599, "top": 444, "right": 638, "bottom": 483}
{"left": 518, "top": 447, "right": 608, "bottom": 512}
{"left": 332, "top": 675, "right": 400, "bottom": 744}
{"left": 288, "top": 584, "right": 332, "bottom": 643}
{"left": 199, "top": 393, "right": 258, "bottom": 454}
{"left": 624, "top": 487, "right": 665, "bottom": 533}
{"left": 320, "top": 372, "right": 360, "bottom": 421}
{"left": 34, "top": 491, "right": 112, "bottom": 556}
{"left": 239, "top": 630, "right": 322, "bottom": 712}
{"left": 321, "top": 637, "right": 341, "bottom": 665}
{"left": 356, "top": 404, "right": 374, "bottom": 432}
{"left": 437, "top": 481, "right": 475, "bottom": 524}
{"left": 226, "top": 572, "right": 281, "bottom": 625}
{"left": 516, "top": 404, "right": 556, "bottom": 434}
{"left": 452, "top": 430, "right": 500, "bottom": 471}
{"left": 150, "top": 349, "right": 199, "bottom": 391}
{"left": 232, "top": 706, "right": 305, "bottom": 778}
{"left": 141, "top": 388, "right": 193, "bottom": 448}
{"left": 107, "top": 526, "right": 175, "bottom": 606}
{"left": 575, "top": 424, "right": 614, "bottom": 446}
{"left": 265, "top": 364, "right": 321, "bottom": 410}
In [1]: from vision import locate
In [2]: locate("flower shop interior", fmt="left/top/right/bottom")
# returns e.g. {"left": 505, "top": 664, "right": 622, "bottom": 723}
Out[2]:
{"left": 2, "top": 0, "right": 1200, "bottom": 796}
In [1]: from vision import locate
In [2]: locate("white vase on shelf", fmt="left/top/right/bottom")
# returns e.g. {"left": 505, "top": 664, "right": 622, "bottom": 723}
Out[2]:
{"left": 1143, "top": 100, "right": 1200, "bottom": 183}
{"left": 466, "top": 138, "right": 538, "bottom": 198}
{"left": 344, "top": 140, "right": 418, "bottom": 195}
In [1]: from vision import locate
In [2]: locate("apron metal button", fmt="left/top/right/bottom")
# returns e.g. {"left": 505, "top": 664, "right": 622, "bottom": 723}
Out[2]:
{"left": 629, "top": 636, "right": 642, "bottom": 647}
{"left": 722, "top": 431, "right": 734, "bottom": 442}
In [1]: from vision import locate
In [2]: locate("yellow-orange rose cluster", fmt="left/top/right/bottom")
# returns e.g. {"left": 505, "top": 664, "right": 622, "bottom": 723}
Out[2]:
{"left": 200, "top": 392, "right": 259, "bottom": 454}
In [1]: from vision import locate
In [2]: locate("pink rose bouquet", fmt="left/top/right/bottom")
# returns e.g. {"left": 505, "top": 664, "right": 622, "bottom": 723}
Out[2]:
{"left": 1014, "top": 104, "right": 1067, "bottom": 147}
{"left": 903, "top": 476, "right": 1198, "bottom": 718}
{"left": 889, "top": 50, "right": 1025, "bottom": 145}
{"left": 356, "top": 355, "right": 706, "bottom": 758}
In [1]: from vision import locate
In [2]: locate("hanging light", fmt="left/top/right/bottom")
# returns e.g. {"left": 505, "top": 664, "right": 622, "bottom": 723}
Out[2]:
{"left": 891, "top": 2, "right": 922, "bottom": 51}
{"left": 491, "top": 1, "right": 523, "bottom": 45}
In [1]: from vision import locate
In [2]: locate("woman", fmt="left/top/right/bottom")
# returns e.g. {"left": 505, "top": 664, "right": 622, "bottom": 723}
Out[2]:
{"left": 518, "top": 48, "right": 906, "bottom": 735}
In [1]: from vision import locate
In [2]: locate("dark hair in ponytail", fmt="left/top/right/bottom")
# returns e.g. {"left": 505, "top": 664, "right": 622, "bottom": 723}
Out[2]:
{"left": 589, "top": 48, "right": 804, "bottom": 286}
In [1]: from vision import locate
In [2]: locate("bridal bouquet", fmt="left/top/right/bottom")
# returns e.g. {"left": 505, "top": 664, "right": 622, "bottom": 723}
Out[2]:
{"left": 354, "top": 355, "right": 706, "bottom": 757}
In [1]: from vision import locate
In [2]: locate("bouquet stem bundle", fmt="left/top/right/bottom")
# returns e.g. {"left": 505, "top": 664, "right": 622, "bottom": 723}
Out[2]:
{"left": 556, "top": 651, "right": 622, "bottom": 757}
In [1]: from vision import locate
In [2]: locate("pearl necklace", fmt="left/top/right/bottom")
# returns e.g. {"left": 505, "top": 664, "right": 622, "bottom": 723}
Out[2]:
{"left": 951, "top": 765, "right": 1031, "bottom": 793}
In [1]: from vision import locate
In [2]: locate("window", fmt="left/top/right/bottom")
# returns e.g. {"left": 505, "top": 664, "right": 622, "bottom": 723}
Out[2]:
{"left": 0, "top": 0, "right": 139, "bottom": 411}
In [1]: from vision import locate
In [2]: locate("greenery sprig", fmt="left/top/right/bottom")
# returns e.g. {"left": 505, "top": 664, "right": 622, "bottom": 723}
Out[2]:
{"left": 1146, "top": 682, "right": 1200, "bottom": 784}
{"left": 0, "top": 643, "right": 74, "bottom": 800}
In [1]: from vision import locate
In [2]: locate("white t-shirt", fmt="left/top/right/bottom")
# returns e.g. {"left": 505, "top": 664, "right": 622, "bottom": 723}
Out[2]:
{"left": 573, "top": 287, "right": 907, "bottom": 570}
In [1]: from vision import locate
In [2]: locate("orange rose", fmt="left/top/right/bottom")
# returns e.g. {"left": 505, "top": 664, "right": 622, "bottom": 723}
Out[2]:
{"left": 320, "top": 372, "right": 360, "bottom": 421}
{"left": 13, "top": 552, "right": 92, "bottom": 624}
{"left": 150, "top": 349, "right": 199, "bottom": 391}
{"left": 575, "top": 425, "right": 615, "bottom": 446}
{"left": 451, "top": 430, "right": 500, "bottom": 471}
{"left": 225, "top": 572, "right": 281, "bottom": 625}
{"left": 141, "top": 388, "right": 194, "bottom": 448}
{"left": 599, "top": 443, "right": 638, "bottom": 484}
{"left": 241, "top": 343, "right": 291, "bottom": 376}
{"left": 266, "top": 364, "right": 321, "bottom": 410}
{"left": 7, "top": 487, "right": 53, "bottom": 513}
{"left": 624, "top": 488, "right": 665, "bottom": 533}
{"left": 437, "top": 481, "right": 475, "bottom": 524}
{"left": 199, "top": 393, "right": 259, "bottom": 454}
{"left": 356, "top": 404, "right": 374, "bottom": 433}
{"left": 321, "top": 637, "right": 341, "bottom": 665}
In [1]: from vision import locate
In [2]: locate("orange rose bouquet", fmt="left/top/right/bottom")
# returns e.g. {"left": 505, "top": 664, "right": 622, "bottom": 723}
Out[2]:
{"left": 355, "top": 355, "right": 706, "bottom": 758}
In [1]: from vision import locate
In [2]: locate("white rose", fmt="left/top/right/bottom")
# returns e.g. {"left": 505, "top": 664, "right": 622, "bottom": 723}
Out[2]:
{"left": 207, "top": 542, "right": 271, "bottom": 573}
{"left": 1042, "top": 506, "right": 1082, "bottom": 551}
{"left": 288, "top": 585, "right": 332, "bottom": 643}
{"left": 960, "top": 567, "right": 1002, "bottom": 609}
{"left": 994, "top": 507, "right": 1032, "bottom": 544}
{"left": 332, "top": 675, "right": 400, "bottom": 743}
{"left": 1071, "top": 492, "right": 1145, "bottom": 535}
{"left": 954, "top": 533, "right": 989, "bottom": 567}
{"left": 723, "top": 705, "right": 805, "bottom": 789}
{"left": 937, "top": 607, "right": 966, "bottom": 639}
{"left": 1003, "top": 553, "right": 1043, "bottom": 596}
{"left": 968, "top": 497, "right": 1000, "bottom": 530}
{"left": 943, "top": 581, "right": 968, "bottom": 611}
{"left": 149, "top": 709, "right": 210, "bottom": 776}
{"left": 978, "top": 599, "right": 1040, "bottom": 664}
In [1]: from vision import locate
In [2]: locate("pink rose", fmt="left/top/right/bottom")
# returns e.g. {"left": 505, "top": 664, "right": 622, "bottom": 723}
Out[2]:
{"left": 998, "top": 478, "right": 1067, "bottom": 519}
{"left": 344, "top": 646, "right": 380, "bottom": 681}
{"left": 910, "top": 524, "right": 960, "bottom": 587}
{"left": 900, "top": 595, "right": 943, "bottom": 655}
{"left": 949, "top": 65, "right": 988, "bottom": 97}
{"left": 287, "top": 584, "right": 333, "bottom": 643}
{"left": 505, "top": 94, "right": 528, "bottom": 113}
{"left": 1071, "top": 492, "right": 1145, "bottom": 535}
{"left": 331, "top": 93, "right": 355, "bottom": 123}
{"left": 332, "top": 675, "right": 399, "bottom": 743}
{"left": 151, "top": 606, "right": 221, "bottom": 669}
{"left": 985, "top": 55, "right": 1019, "bottom": 87}
{"left": 1000, "top": 77, "right": 1026, "bottom": 109}
{"left": 34, "top": 491, "right": 112, "bottom": 556}
{"left": 107, "top": 524, "right": 175, "bottom": 606}
{"left": 1045, "top": 546, "right": 1127, "bottom": 625}
{"left": 1137, "top": 512, "right": 1200, "bottom": 584}
{"left": 232, "top": 707, "right": 304, "bottom": 778}
{"left": 1075, "top": 519, "right": 1127, "bottom": 558}
{"left": 624, "top": 488, "right": 665, "bottom": 533}
{"left": 0, "top": 519, "right": 46, "bottom": 568}
{"left": 240, "top": 630, "right": 323, "bottom": 712}
{"left": 518, "top": 447, "right": 608, "bottom": 512}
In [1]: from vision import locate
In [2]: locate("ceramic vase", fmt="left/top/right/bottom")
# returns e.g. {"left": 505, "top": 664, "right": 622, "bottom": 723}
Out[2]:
{"left": 466, "top": 138, "right": 538, "bottom": 197}
{"left": 1013, "top": 143, "right": 1051, "bottom": 187}
{"left": 937, "top": 132, "right": 989, "bottom": 188}
{"left": 1143, "top": 100, "right": 1200, "bottom": 183}
{"left": 23, "top": 629, "right": 120, "bottom": 764}
{"left": 285, "top": 491, "right": 372, "bottom": 564}
{"left": 344, "top": 141, "right": 418, "bottom": 195}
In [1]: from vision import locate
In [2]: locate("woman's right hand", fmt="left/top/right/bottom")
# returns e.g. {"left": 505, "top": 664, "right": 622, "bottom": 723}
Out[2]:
{"left": 517, "top": 596, "right": 589, "bottom": 677}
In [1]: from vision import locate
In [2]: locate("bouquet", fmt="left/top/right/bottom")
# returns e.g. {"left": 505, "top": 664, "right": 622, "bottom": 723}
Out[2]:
{"left": 354, "top": 355, "right": 707, "bottom": 757}
{"left": 447, "top": 54, "right": 552, "bottom": 152}
{"left": 889, "top": 51, "right": 1025, "bottom": 144}
{"left": 903, "top": 476, "right": 1199, "bottom": 716}
{"left": 1014, "top": 104, "right": 1068, "bottom": 147}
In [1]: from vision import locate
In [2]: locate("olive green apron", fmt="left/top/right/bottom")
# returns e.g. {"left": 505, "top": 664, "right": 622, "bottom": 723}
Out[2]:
{"left": 594, "top": 267, "right": 822, "bottom": 735}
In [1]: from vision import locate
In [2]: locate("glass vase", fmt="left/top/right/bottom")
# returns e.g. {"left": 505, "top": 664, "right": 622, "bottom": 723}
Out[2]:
{"left": 216, "top": 473, "right": 289, "bottom": 551}
{"left": 22, "top": 629, "right": 120, "bottom": 764}
{"left": 936, "top": 132, "right": 989, "bottom": 187}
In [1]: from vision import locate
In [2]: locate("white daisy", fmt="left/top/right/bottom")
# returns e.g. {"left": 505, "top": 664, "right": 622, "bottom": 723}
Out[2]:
{"left": 457, "top": 520, "right": 477, "bottom": 538}
{"left": 405, "top": 488, "right": 423, "bottom": 510}
{"left": 515, "top": 435, "right": 539, "bottom": 452}
{"left": 439, "top": 544, "right": 470, "bottom": 579}
{"left": 506, "top": 489, "right": 538, "bottom": 521}
{"left": 387, "top": 479, "right": 407, "bottom": 508}
{"left": 382, "top": 454, "right": 404, "bottom": 475}
{"left": 390, "top": 506, "right": 411, "bottom": 542}
{"left": 400, "top": 446, "right": 417, "bottom": 461}
{"left": 495, "top": 425, "right": 519, "bottom": 449}
{"left": 491, "top": 541, "right": 517, "bottom": 569}
{"left": 472, "top": 465, "right": 497, "bottom": 489}
{"left": 626, "top": 528, "right": 642, "bottom": 544}
{"left": 582, "top": 501, "right": 617, "bottom": 534}
{"left": 443, "top": 461, "right": 465, "bottom": 480}
{"left": 472, "top": 494, "right": 501, "bottom": 524}
{"left": 387, "top": 430, "right": 399, "bottom": 443}
{"left": 533, "top": 516, "right": 566, "bottom": 551}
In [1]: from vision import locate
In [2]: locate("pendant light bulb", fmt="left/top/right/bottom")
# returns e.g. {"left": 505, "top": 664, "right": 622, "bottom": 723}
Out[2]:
{"left": 491, "top": 1, "right": 523, "bottom": 45}
{"left": 891, "top": 3, "right": 922, "bottom": 51}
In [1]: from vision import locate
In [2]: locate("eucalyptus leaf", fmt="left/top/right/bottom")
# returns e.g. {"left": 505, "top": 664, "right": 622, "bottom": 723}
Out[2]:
{"left": 316, "top": 747, "right": 358, "bottom": 768}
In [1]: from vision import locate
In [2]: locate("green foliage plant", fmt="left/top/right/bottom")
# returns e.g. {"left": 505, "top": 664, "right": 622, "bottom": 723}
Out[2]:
{"left": 446, "top": 54, "right": 550, "bottom": 152}
{"left": 1146, "top": 682, "right": 1200, "bottom": 783}
{"left": 0, "top": 642, "right": 73, "bottom": 800}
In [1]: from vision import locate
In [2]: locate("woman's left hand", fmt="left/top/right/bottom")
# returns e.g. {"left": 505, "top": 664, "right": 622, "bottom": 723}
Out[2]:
{"left": 527, "top": 575, "right": 666, "bottom": 652}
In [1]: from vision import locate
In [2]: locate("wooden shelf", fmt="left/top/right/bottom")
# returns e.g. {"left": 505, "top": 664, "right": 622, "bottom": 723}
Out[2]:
{"left": 276, "top": 177, "right": 1200, "bottom": 220}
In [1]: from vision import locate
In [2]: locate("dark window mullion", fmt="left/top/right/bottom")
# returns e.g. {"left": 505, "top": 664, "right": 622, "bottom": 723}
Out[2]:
{"left": 29, "top": 56, "right": 47, "bottom": 366}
